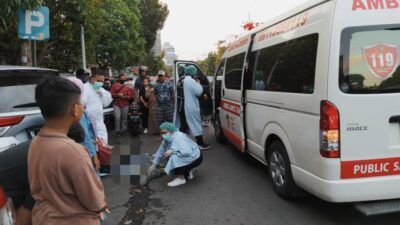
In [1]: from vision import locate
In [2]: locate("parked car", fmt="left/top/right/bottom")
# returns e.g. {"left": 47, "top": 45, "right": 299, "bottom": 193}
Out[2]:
{"left": 0, "top": 67, "right": 116, "bottom": 154}
{"left": 0, "top": 66, "right": 59, "bottom": 153}
{"left": 0, "top": 186, "right": 16, "bottom": 225}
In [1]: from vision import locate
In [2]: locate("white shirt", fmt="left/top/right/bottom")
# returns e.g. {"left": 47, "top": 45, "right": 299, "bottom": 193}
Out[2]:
{"left": 82, "top": 82, "right": 112, "bottom": 143}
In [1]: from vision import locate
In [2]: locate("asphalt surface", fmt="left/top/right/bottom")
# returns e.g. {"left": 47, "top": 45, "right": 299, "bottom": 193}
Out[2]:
{"left": 102, "top": 126, "right": 400, "bottom": 225}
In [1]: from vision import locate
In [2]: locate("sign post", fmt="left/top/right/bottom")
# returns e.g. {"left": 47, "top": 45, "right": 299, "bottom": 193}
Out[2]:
{"left": 18, "top": 7, "right": 50, "bottom": 66}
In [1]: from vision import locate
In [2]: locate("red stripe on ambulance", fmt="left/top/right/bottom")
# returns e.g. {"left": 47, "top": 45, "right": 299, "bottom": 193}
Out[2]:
{"left": 255, "top": 11, "right": 309, "bottom": 43}
{"left": 222, "top": 128, "right": 244, "bottom": 151}
{"left": 227, "top": 37, "right": 250, "bottom": 53}
{"left": 352, "top": 0, "right": 400, "bottom": 11}
{"left": 220, "top": 100, "right": 241, "bottom": 116}
{"left": 341, "top": 157, "right": 400, "bottom": 179}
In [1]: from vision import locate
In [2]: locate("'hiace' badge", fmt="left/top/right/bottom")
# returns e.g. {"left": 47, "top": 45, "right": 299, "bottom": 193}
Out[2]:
{"left": 347, "top": 123, "right": 368, "bottom": 132}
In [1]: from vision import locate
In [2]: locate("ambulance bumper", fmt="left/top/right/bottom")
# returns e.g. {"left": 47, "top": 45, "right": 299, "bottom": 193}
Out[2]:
{"left": 292, "top": 165, "right": 400, "bottom": 203}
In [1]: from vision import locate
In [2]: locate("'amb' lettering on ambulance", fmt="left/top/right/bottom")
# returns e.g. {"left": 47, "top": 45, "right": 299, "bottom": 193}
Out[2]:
{"left": 352, "top": 0, "right": 400, "bottom": 11}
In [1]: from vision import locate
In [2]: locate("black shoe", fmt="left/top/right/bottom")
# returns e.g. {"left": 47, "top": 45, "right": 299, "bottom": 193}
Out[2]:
{"left": 199, "top": 144, "right": 211, "bottom": 151}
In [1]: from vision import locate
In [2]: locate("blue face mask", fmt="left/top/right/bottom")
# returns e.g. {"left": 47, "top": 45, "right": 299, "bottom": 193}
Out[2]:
{"left": 93, "top": 82, "right": 103, "bottom": 90}
{"left": 162, "top": 133, "right": 171, "bottom": 142}
{"left": 150, "top": 81, "right": 157, "bottom": 87}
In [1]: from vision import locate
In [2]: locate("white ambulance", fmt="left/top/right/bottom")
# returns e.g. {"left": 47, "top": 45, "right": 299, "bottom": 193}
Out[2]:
{"left": 205, "top": 0, "right": 400, "bottom": 204}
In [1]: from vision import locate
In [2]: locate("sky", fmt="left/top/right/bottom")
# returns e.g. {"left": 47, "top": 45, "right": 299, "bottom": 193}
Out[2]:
{"left": 160, "top": 0, "right": 308, "bottom": 61}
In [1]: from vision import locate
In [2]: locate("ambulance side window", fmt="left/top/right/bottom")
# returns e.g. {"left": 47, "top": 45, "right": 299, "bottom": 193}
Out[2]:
{"left": 224, "top": 53, "right": 245, "bottom": 90}
{"left": 252, "top": 48, "right": 280, "bottom": 91}
{"left": 251, "top": 33, "right": 318, "bottom": 94}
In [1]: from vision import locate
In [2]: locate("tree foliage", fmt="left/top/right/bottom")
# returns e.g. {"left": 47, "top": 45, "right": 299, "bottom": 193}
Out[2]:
{"left": 197, "top": 52, "right": 217, "bottom": 76}
{"left": 197, "top": 45, "right": 227, "bottom": 76}
{"left": 0, "top": 0, "right": 169, "bottom": 72}
{"left": 38, "top": 0, "right": 97, "bottom": 71}
{"left": 139, "top": 51, "right": 170, "bottom": 76}
{"left": 94, "top": 0, "right": 145, "bottom": 70}
{"left": 139, "top": 0, "right": 169, "bottom": 51}
{"left": 0, "top": 0, "right": 41, "bottom": 32}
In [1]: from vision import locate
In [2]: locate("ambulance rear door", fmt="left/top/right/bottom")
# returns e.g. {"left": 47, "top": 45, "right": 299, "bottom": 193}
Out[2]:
{"left": 330, "top": 1, "right": 400, "bottom": 179}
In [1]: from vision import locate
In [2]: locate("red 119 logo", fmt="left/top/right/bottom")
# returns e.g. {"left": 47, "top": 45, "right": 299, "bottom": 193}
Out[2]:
{"left": 363, "top": 44, "right": 399, "bottom": 81}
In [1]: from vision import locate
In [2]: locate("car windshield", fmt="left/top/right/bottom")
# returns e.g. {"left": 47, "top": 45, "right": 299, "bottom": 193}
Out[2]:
{"left": 339, "top": 25, "right": 400, "bottom": 94}
{"left": 0, "top": 69, "right": 58, "bottom": 113}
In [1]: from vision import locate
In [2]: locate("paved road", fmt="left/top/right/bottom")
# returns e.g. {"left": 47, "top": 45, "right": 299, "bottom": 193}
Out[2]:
{"left": 102, "top": 126, "right": 400, "bottom": 225}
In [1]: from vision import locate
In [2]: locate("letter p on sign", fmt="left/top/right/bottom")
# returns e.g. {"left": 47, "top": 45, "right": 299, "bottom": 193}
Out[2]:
{"left": 25, "top": 11, "right": 44, "bottom": 35}
{"left": 18, "top": 6, "right": 50, "bottom": 40}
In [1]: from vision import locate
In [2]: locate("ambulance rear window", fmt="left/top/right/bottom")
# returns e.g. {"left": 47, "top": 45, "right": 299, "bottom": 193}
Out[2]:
{"left": 339, "top": 25, "right": 400, "bottom": 94}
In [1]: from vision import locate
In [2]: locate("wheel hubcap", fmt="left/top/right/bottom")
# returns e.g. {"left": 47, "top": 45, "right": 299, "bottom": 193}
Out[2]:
{"left": 270, "top": 152, "right": 286, "bottom": 187}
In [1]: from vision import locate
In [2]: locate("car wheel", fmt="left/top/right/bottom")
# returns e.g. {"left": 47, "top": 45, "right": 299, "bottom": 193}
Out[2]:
{"left": 213, "top": 112, "right": 227, "bottom": 144}
{"left": 268, "top": 141, "right": 295, "bottom": 199}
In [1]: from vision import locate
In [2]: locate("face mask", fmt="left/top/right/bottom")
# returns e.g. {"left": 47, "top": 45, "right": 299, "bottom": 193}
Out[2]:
{"left": 119, "top": 80, "right": 126, "bottom": 84}
{"left": 151, "top": 81, "right": 157, "bottom": 87}
{"left": 162, "top": 133, "right": 171, "bottom": 142}
{"left": 93, "top": 82, "right": 103, "bottom": 90}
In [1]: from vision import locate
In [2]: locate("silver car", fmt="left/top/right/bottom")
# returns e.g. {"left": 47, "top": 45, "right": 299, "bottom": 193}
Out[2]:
{"left": 0, "top": 66, "right": 58, "bottom": 153}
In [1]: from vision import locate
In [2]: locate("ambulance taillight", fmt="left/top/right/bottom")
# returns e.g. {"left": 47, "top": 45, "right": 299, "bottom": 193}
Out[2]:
{"left": 320, "top": 101, "right": 340, "bottom": 158}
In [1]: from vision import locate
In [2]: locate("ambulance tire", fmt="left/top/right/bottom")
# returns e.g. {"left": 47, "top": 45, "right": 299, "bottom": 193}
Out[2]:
{"left": 214, "top": 112, "right": 227, "bottom": 144}
{"left": 267, "top": 141, "right": 295, "bottom": 199}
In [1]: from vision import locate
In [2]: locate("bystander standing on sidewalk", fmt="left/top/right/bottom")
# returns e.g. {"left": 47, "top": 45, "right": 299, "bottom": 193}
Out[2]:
{"left": 29, "top": 77, "right": 108, "bottom": 225}
{"left": 110, "top": 73, "right": 135, "bottom": 136}
{"left": 148, "top": 76, "right": 159, "bottom": 135}
{"left": 134, "top": 66, "right": 148, "bottom": 100}
{"left": 155, "top": 70, "right": 175, "bottom": 127}
{"left": 67, "top": 77, "right": 101, "bottom": 172}
{"left": 82, "top": 67, "right": 113, "bottom": 144}
{"left": 139, "top": 78, "right": 151, "bottom": 134}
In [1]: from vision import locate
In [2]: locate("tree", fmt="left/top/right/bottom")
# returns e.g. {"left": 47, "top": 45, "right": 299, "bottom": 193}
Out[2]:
{"left": 197, "top": 44, "right": 227, "bottom": 77}
{"left": 139, "top": 0, "right": 169, "bottom": 51}
{"left": 0, "top": 0, "right": 41, "bottom": 32}
{"left": 38, "top": 0, "right": 99, "bottom": 71}
{"left": 140, "top": 51, "right": 170, "bottom": 75}
{"left": 197, "top": 51, "right": 217, "bottom": 76}
{"left": 0, "top": 0, "right": 169, "bottom": 72}
{"left": 215, "top": 45, "right": 227, "bottom": 67}
{"left": 93, "top": 0, "right": 145, "bottom": 70}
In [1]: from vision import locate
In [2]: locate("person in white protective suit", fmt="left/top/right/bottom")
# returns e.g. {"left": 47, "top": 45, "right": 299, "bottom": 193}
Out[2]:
{"left": 82, "top": 67, "right": 113, "bottom": 144}
{"left": 174, "top": 65, "right": 211, "bottom": 150}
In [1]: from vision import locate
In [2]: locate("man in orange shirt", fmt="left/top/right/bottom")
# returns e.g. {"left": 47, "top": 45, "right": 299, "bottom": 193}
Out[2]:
{"left": 110, "top": 73, "right": 135, "bottom": 136}
{"left": 28, "top": 77, "right": 108, "bottom": 225}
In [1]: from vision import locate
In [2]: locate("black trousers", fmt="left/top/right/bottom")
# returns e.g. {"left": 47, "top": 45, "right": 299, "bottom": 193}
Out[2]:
{"left": 172, "top": 153, "right": 203, "bottom": 178}
{"left": 140, "top": 106, "right": 149, "bottom": 129}
{"left": 179, "top": 107, "right": 188, "bottom": 134}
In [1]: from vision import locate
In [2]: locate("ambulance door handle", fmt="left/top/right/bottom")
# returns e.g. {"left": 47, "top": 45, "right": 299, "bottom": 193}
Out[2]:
{"left": 222, "top": 89, "right": 225, "bottom": 97}
{"left": 389, "top": 116, "right": 400, "bottom": 123}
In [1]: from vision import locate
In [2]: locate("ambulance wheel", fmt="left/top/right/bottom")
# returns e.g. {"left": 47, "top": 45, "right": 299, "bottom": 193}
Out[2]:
{"left": 214, "top": 112, "right": 227, "bottom": 144}
{"left": 267, "top": 141, "right": 295, "bottom": 199}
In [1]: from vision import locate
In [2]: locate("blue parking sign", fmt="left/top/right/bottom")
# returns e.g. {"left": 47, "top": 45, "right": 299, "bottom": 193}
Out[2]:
{"left": 18, "top": 7, "right": 50, "bottom": 40}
